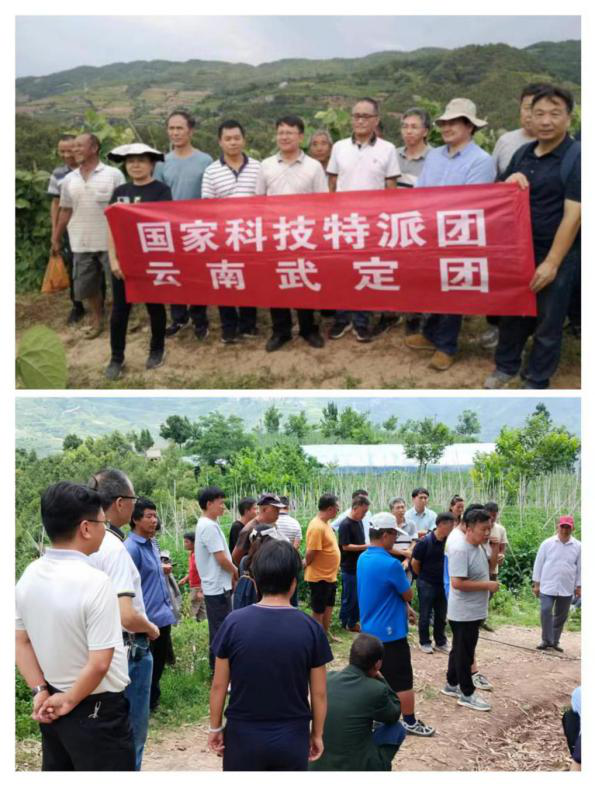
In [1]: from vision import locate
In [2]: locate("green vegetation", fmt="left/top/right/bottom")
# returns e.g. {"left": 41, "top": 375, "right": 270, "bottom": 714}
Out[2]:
{"left": 16, "top": 326, "right": 68, "bottom": 388}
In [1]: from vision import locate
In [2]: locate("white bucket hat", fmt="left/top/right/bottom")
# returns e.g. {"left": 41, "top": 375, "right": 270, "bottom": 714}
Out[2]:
{"left": 108, "top": 143, "right": 164, "bottom": 162}
{"left": 436, "top": 98, "right": 487, "bottom": 129}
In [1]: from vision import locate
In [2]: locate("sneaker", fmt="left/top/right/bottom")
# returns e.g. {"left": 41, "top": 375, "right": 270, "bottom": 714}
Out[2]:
{"left": 401, "top": 718, "right": 435, "bottom": 737}
{"left": 221, "top": 330, "right": 239, "bottom": 345}
{"left": 441, "top": 683, "right": 461, "bottom": 698}
{"left": 405, "top": 333, "right": 435, "bottom": 351}
{"left": 483, "top": 369, "right": 516, "bottom": 389}
{"left": 145, "top": 349, "right": 165, "bottom": 370}
{"left": 354, "top": 325, "right": 373, "bottom": 343}
{"left": 429, "top": 350, "right": 455, "bottom": 371}
{"left": 479, "top": 326, "right": 499, "bottom": 350}
{"left": 265, "top": 334, "right": 292, "bottom": 352}
{"left": 329, "top": 322, "right": 352, "bottom": 340}
{"left": 371, "top": 314, "right": 400, "bottom": 337}
{"left": 434, "top": 643, "right": 450, "bottom": 654}
{"left": 536, "top": 642, "right": 551, "bottom": 651}
{"left": 165, "top": 320, "right": 189, "bottom": 337}
{"left": 66, "top": 307, "right": 85, "bottom": 326}
{"left": 104, "top": 360, "right": 124, "bottom": 380}
{"left": 457, "top": 692, "right": 491, "bottom": 711}
{"left": 303, "top": 331, "right": 324, "bottom": 349}
{"left": 240, "top": 327, "right": 259, "bottom": 338}
{"left": 194, "top": 325, "right": 209, "bottom": 341}
{"left": 419, "top": 643, "right": 433, "bottom": 654}
{"left": 472, "top": 673, "right": 493, "bottom": 691}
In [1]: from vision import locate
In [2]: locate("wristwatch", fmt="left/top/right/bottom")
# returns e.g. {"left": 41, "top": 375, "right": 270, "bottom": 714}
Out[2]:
{"left": 31, "top": 684, "right": 49, "bottom": 697}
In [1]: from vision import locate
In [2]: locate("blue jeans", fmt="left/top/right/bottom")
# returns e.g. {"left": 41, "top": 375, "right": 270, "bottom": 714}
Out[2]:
{"left": 417, "top": 577, "right": 447, "bottom": 647}
{"left": 339, "top": 570, "right": 359, "bottom": 628}
{"left": 495, "top": 249, "right": 579, "bottom": 388}
{"left": 125, "top": 640, "right": 153, "bottom": 771}
{"left": 334, "top": 310, "right": 370, "bottom": 330}
{"left": 423, "top": 314, "right": 462, "bottom": 356}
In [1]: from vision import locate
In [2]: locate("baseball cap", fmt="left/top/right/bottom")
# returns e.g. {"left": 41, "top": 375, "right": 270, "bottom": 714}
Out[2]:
{"left": 558, "top": 515, "right": 574, "bottom": 528}
{"left": 257, "top": 493, "right": 285, "bottom": 508}
{"left": 369, "top": 512, "right": 398, "bottom": 531}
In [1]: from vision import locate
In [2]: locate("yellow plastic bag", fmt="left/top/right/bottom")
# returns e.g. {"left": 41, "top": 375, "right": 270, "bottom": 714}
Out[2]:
{"left": 41, "top": 253, "right": 70, "bottom": 294}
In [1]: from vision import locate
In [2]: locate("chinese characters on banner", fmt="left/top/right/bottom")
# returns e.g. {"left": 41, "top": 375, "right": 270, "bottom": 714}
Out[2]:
{"left": 106, "top": 184, "right": 537, "bottom": 316}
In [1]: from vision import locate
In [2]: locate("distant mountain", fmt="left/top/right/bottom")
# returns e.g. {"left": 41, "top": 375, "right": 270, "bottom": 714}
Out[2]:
{"left": 15, "top": 397, "right": 580, "bottom": 456}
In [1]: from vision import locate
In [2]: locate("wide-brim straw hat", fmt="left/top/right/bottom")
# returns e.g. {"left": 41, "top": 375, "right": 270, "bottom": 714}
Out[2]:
{"left": 108, "top": 143, "right": 164, "bottom": 162}
{"left": 436, "top": 98, "right": 488, "bottom": 129}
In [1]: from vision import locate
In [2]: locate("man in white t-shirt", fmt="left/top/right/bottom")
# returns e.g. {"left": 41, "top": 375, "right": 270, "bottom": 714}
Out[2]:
{"left": 276, "top": 495, "right": 303, "bottom": 547}
{"left": 88, "top": 468, "right": 159, "bottom": 771}
{"left": 15, "top": 482, "right": 134, "bottom": 770}
{"left": 195, "top": 486, "right": 239, "bottom": 672}
{"left": 327, "top": 97, "right": 400, "bottom": 343}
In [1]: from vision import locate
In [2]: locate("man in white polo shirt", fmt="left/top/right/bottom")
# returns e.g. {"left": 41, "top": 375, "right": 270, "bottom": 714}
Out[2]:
{"left": 255, "top": 115, "right": 328, "bottom": 352}
{"left": 327, "top": 98, "right": 400, "bottom": 343}
{"left": 15, "top": 482, "right": 134, "bottom": 771}
{"left": 52, "top": 133, "right": 125, "bottom": 339}
{"left": 202, "top": 119, "right": 262, "bottom": 344}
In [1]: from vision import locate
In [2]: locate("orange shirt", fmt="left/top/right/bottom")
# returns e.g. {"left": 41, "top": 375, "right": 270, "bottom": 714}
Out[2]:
{"left": 304, "top": 516, "right": 341, "bottom": 582}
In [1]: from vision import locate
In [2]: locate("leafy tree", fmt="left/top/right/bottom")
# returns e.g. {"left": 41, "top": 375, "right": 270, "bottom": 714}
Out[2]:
{"left": 336, "top": 407, "right": 381, "bottom": 443}
{"left": 383, "top": 415, "right": 399, "bottom": 433}
{"left": 533, "top": 403, "right": 552, "bottom": 426}
{"left": 187, "top": 413, "right": 255, "bottom": 466}
{"left": 226, "top": 442, "right": 322, "bottom": 492}
{"left": 133, "top": 428, "right": 154, "bottom": 453}
{"left": 455, "top": 409, "right": 481, "bottom": 440}
{"left": 263, "top": 405, "right": 282, "bottom": 434}
{"left": 320, "top": 402, "right": 339, "bottom": 438}
{"left": 402, "top": 418, "right": 453, "bottom": 472}
{"left": 63, "top": 433, "right": 83, "bottom": 451}
{"left": 160, "top": 415, "right": 193, "bottom": 445}
{"left": 284, "top": 411, "right": 309, "bottom": 440}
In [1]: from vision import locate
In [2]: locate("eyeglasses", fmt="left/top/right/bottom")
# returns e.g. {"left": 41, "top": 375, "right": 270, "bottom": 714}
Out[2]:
{"left": 352, "top": 113, "right": 377, "bottom": 121}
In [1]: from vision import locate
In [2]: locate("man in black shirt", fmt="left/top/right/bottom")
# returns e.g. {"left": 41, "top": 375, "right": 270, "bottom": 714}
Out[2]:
{"left": 484, "top": 85, "right": 581, "bottom": 390}
{"left": 411, "top": 512, "right": 455, "bottom": 654}
{"left": 338, "top": 494, "right": 370, "bottom": 632}
{"left": 228, "top": 497, "right": 257, "bottom": 552}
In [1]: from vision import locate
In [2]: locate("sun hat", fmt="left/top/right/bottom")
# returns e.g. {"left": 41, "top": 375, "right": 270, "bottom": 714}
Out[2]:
{"left": 107, "top": 143, "right": 164, "bottom": 162}
{"left": 436, "top": 98, "right": 487, "bottom": 129}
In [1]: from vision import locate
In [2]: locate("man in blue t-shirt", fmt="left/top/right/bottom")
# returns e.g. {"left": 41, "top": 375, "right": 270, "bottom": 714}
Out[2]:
{"left": 357, "top": 512, "right": 435, "bottom": 738}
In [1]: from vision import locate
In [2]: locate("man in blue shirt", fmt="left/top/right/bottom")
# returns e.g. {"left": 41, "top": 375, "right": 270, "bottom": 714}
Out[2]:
{"left": 406, "top": 98, "right": 495, "bottom": 371}
{"left": 357, "top": 512, "right": 435, "bottom": 738}
{"left": 125, "top": 497, "right": 177, "bottom": 712}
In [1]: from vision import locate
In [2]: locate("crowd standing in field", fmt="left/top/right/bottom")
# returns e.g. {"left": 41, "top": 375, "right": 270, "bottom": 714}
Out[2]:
{"left": 46, "top": 82, "right": 580, "bottom": 388}
{"left": 15, "top": 476, "right": 581, "bottom": 771}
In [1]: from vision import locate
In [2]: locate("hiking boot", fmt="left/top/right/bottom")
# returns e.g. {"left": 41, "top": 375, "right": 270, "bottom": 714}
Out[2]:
{"left": 303, "top": 331, "right": 324, "bottom": 349}
{"left": 329, "top": 322, "right": 352, "bottom": 340}
{"left": 472, "top": 673, "right": 493, "bottom": 691}
{"left": 405, "top": 333, "right": 434, "bottom": 351}
{"left": 105, "top": 360, "right": 124, "bottom": 381}
{"left": 165, "top": 320, "right": 189, "bottom": 337}
{"left": 434, "top": 642, "right": 450, "bottom": 654}
{"left": 479, "top": 326, "right": 499, "bottom": 350}
{"left": 265, "top": 334, "right": 292, "bottom": 353}
{"left": 194, "top": 325, "right": 209, "bottom": 341}
{"left": 457, "top": 692, "right": 491, "bottom": 711}
{"left": 441, "top": 683, "right": 461, "bottom": 698}
{"left": 354, "top": 324, "right": 373, "bottom": 342}
{"left": 146, "top": 349, "right": 165, "bottom": 370}
{"left": 429, "top": 350, "right": 455, "bottom": 371}
{"left": 483, "top": 369, "right": 516, "bottom": 389}
{"left": 419, "top": 643, "right": 433, "bottom": 654}
{"left": 371, "top": 314, "right": 400, "bottom": 337}
{"left": 401, "top": 718, "right": 435, "bottom": 737}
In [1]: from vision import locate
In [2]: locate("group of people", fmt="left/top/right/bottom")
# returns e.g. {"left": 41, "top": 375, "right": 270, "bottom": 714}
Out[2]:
{"left": 16, "top": 472, "right": 580, "bottom": 771}
{"left": 47, "top": 81, "right": 580, "bottom": 388}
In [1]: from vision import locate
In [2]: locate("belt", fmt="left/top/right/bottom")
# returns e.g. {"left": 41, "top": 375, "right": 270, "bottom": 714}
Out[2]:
{"left": 123, "top": 631, "right": 148, "bottom": 645}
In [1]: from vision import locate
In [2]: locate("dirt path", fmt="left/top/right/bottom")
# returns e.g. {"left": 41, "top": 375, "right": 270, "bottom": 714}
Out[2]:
{"left": 16, "top": 292, "right": 580, "bottom": 389}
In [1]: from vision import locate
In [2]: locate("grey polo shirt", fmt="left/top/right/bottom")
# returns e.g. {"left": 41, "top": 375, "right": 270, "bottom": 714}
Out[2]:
{"left": 447, "top": 539, "right": 490, "bottom": 622}
{"left": 396, "top": 144, "right": 432, "bottom": 187}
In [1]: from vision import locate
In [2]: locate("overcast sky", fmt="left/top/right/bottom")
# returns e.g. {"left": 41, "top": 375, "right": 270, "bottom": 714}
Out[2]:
{"left": 16, "top": 15, "right": 580, "bottom": 78}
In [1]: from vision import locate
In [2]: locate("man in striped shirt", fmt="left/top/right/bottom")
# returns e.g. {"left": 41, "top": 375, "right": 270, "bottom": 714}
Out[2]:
{"left": 202, "top": 120, "right": 262, "bottom": 344}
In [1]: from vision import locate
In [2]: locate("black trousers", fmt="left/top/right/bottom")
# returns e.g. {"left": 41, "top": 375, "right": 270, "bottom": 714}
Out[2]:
{"left": 446, "top": 619, "right": 482, "bottom": 697}
{"left": 110, "top": 274, "right": 166, "bottom": 363}
{"left": 205, "top": 591, "right": 232, "bottom": 671}
{"left": 223, "top": 718, "right": 310, "bottom": 771}
{"left": 170, "top": 304, "right": 208, "bottom": 327}
{"left": 219, "top": 306, "right": 257, "bottom": 334}
{"left": 270, "top": 308, "right": 318, "bottom": 338}
{"left": 149, "top": 624, "right": 172, "bottom": 710}
{"left": 40, "top": 690, "right": 135, "bottom": 771}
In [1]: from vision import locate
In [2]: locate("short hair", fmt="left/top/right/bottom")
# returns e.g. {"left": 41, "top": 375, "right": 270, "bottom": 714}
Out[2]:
{"left": 352, "top": 489, "right": 368, "bottom": 499}
{"left": 412, "top": 487, "right": 429, "bottom": 498}
{"left": 251, "top": 539, "right": 301, "bottom": 595}
{"left": 198, "top": 486, "right": 226, "bottom": 511}
{"left": 351, "top": 494, "right": 370, "bottom": 509}
{"left": 309, "top": 129, "right": 333, "bottom": 146}
{"left": 484, "top": 502, "right": 499, "bottom": 515}
{"left": 436, "top": 512, "right": 456, "bottom": 527}
{"left": 531, "top": 85, "right": 574, "bottom": 114}
{"left": 276, "top": 115, "right": 305, "bottom": 133}
{"left": 520, "top": 82, "right": 554, "bottom": 101}
{"left": 79, "top": 132, "right": 101, "bottom": 154}
{"left": 318, "top": 493, "right": 339, "bottom": 511}
{"left": 238, "top": 497, "right": 257, "bottom": 516}
{"left": 183, "top": 531, "right": 195, "bottom": 543}
{"left": 463, "top": 503, "right": 485, "bottom": 523}
{"left": 218, "top": 119, "right": 245, "bottom": 139}
{"left": 465, "top": 508, "right": 491, "bottom": 527}
{"left": 167, "top": 109, "right": 196, "bottom": 129}
{"left": 88, "top": 468, "right": 132, "bottom": 511}
{"left": 58, "top": 133, "right": 75, "bottom": 142}
{"left": 41, "top": 482, "right": 102, "bottom": 543}
{"left": 389, "top": 496, "right": 406, "bottom": 508}
{"left": 354, "top": 97, "right": 379, "bottom": 114}
{"left": 349, "top": 633, "right": 385, "bottom": 671}
{"left": 279, "top": 496, "right": 290, "bottom": 507}
{"left": 132, "top": 497, "right": 157, "bottom": 523}
{"left": 402, "top": 107, "right": 432, "bottom": 131}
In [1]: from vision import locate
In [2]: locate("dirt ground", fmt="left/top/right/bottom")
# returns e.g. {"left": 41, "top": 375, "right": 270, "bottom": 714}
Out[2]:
{"left": 15, "top": 625, "right": 580, "bottom": 772}
{"left": 16, "top": 291, "right": 580, "bottom": 389}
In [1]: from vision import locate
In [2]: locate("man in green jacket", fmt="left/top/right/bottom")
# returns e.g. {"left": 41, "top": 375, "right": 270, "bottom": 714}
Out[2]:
{"left": 310, "top": 633, "right": 405, "bottom": 771}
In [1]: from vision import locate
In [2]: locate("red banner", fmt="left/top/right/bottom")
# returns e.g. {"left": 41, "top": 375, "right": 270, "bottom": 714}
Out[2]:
{"left": 106, "top": 183, "right": 536, "bottom": 316}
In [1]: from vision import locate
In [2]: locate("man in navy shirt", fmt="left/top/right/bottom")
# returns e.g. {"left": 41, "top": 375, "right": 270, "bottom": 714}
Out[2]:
{"left": 338, "top": 494, "right": 369, "bottom": 632}
{"left": 411, "top": 512, "right": 455, "bottom": 654}
{"left": 357, "top": 513, "right": 435, "bottom": 738}
{"left": 485, "top": 85, "right": 581, "bottom": 390}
